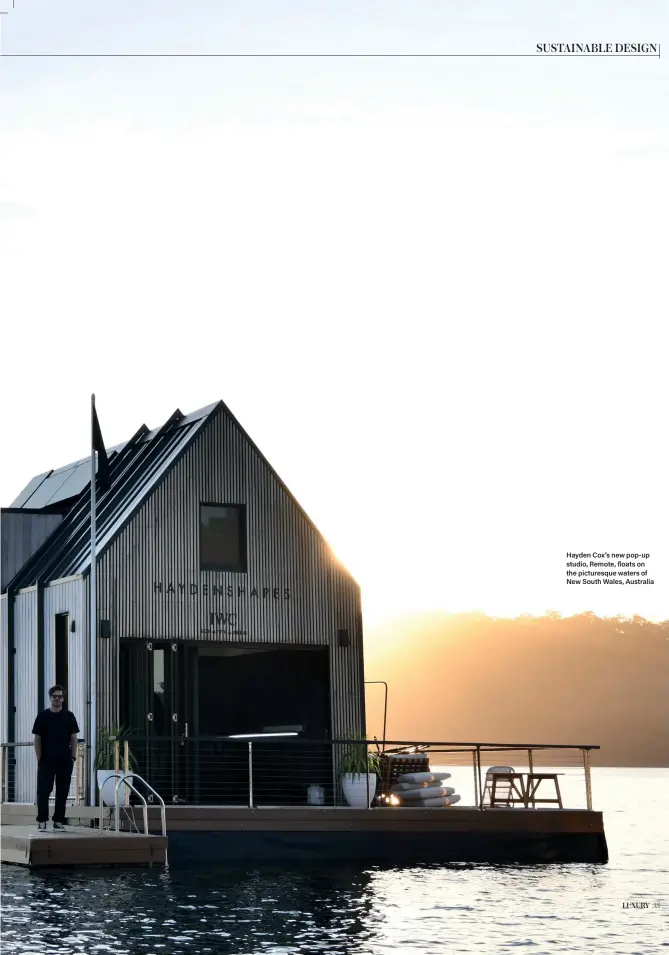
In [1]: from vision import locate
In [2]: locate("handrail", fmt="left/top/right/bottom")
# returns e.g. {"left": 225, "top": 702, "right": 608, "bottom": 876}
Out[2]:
{"left": 107, "top": 736, "right": 601, "bottom": 749}
{"left": 99, "top": 772, "right": 169, "bottom": 868}
{"left": 115, "top": 773, "right": 168, "bottom": 842}
{"left": 99, "top": 772, "right": 149, "bottom": 835}
{"left": 2, "top": 740, "right": 86, "bottom": 805}
{"left": 1, "top": 737, "right": 600, "bottom": 750}
{"left": 1, "top": 741, "right": 43, "bottom": 746}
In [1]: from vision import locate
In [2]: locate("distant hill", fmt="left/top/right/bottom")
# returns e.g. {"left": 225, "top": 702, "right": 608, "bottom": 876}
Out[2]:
{"left": 363, "top": 612, "right": 669, "bottom": 767}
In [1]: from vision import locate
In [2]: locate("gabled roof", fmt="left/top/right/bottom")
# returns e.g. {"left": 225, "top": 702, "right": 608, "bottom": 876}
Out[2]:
{"left": 5, "top": 402, "right": 220, "bottom": 591}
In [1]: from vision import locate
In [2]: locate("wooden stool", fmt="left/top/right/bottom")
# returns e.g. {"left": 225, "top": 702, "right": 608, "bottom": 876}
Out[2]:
{"left": 525, "top": 773, "right": 563, "bottom": 808}
{"left": 490, "top": 773, "right": 527, "bottom": 807}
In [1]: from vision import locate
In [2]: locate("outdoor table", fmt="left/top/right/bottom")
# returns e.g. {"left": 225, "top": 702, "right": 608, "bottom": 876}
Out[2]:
{"left": 525, "top": 773, "right": 564, "bottom": 808}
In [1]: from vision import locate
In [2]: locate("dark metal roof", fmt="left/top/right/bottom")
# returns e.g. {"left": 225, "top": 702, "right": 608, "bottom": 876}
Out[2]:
{"left": 5, "top": 402, "right": 220, "bottom": 591}
{"left": 10, "top": 470, "right": 53, "bottom": 508}
{"left": 10, "top": 443, "right": 129, "bottom": 510}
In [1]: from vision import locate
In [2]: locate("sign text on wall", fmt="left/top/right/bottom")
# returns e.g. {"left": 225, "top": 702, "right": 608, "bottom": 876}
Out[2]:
{"left": 153, "top": 581, "right": 291, "bottom": 600}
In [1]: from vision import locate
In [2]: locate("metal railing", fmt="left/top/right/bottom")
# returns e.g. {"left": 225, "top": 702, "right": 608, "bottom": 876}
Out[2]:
{"left": 1, "top": 737, "right": 599, "bottom": 811}
{"left": 105, "top": 736, "right": 600, "bottom": 811}
{"left": 99, "top": 771, "right": 149, "bottom": 834}
{"left": 97, "top": 771, "right": 168, "bottom": 868}
{"left": 1, "top": 740, "right": 87, "bottom": 805}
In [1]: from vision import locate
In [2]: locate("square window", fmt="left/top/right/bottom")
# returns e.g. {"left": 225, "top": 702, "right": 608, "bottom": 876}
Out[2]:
{"left": 200, "top": 504, "right": 247, "bottom": 573}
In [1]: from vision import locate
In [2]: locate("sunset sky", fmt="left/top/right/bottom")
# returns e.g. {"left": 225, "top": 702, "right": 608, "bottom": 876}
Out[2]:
{"left": 1, "top": 1, "right": 666, "bottom": 627}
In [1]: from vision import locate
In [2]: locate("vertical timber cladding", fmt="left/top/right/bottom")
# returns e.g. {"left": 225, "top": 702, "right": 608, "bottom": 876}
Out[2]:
{"left": 97, "top": 406, "right": 365, "bottom": 737}
{"left": 13, "top": 588, "right": 38, "bottom": 801}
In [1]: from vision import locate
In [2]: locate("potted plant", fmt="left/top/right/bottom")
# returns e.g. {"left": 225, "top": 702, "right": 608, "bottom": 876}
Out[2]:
{"left": 340, "top": 734, "right": 381, "bottom": 808}
{"left": 95, "top": 725, "right": 137, "bottom": 806}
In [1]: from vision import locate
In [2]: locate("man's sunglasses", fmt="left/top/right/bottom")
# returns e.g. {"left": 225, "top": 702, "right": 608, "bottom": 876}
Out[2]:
{"left": 50, "top": 694, "right": 64, "bottom": 699}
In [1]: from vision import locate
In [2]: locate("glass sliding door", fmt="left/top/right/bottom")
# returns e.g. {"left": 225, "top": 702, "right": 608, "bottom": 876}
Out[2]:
{"left": 119, "top": 640, "right": 193, "bottom": 804}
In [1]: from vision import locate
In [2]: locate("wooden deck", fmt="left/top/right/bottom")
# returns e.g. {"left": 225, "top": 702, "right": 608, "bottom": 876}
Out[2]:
{"left": 0, "top": 823, "right": 168, "bottom": 868}
{"left": 156, "top": 805, "right": 608, "bottom": 864}
{"left": 0, "top": 803, "right": 608, "bottom": 864}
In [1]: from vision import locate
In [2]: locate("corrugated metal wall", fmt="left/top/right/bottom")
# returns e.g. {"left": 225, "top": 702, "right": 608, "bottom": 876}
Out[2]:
{"left": 14, "top": 588, "right": 38, "bottom": 802}
{"left": 43, "top": 577, "right": 88, "bottom": 731}
{"left": 0, "top": 595, "right": 7, "bottom": 746}
{"left": 97, "top": 408, "right": 365, "bottom": 737}
{"left": 0, "top": 511, "right": 63, "bottom": 589}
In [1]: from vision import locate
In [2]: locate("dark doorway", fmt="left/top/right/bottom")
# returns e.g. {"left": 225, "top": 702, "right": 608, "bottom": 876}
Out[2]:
{"left": 55, "top": 614, "right": 69, "bottom": 691}
{"left": 119, "top": 641, "right": 332, "bottom": 806}
{"left": 197, "top": 646, "right": 331, "bottom": 739}
{"left": 196, "top": 646, "right": 332, "bottom": 806}
{"left": 119, "top": 640, "right": 195, "bottom": 804}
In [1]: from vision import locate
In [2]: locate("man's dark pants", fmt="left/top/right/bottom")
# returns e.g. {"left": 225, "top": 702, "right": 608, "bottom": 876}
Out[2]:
{"left": 36, "top": 758, "right": 73, "bottom": 823}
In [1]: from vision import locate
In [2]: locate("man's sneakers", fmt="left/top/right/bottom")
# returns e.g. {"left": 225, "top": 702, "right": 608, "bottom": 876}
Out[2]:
{"left": 37, "top": 822, "right": 47, "bottom": 831}
{"left": 52, "top": 821, "right": 66, "bottom": 831}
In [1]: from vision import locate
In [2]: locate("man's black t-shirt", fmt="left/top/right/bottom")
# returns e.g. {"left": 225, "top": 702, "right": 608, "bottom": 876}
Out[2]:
{"left": 32, "top": 709, "right": 80, "bottom": 761}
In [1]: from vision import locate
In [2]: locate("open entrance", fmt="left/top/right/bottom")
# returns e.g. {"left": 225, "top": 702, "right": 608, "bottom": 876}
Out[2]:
{"left": 119, "top": 641, "right": 332, "bottom": 805}
{"left": 196, "top": 646, "right": 331, "bottom": 738}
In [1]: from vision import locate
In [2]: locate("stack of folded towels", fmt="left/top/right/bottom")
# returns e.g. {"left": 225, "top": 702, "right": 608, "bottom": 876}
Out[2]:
{"left": 391, "top": 771, "right": 461, "bottom": 807}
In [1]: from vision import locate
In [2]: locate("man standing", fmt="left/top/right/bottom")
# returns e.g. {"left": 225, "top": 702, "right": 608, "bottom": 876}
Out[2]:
{"left": 33, "top": 685, "right": 80, "bottom": 831}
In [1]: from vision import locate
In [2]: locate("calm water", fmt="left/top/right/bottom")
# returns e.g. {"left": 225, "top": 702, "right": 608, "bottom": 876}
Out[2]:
{"left": 1, "top": 769, "right": 667, "bottom": 955}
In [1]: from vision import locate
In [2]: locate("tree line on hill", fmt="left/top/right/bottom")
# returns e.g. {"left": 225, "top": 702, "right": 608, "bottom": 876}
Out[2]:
{"left": 364, "top": 611, "right": 669, "bottom": 767}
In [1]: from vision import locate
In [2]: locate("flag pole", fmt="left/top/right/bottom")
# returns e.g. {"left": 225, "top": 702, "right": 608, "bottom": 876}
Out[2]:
{"left": 89, "top": 394, "right": 97, "bottom": 807}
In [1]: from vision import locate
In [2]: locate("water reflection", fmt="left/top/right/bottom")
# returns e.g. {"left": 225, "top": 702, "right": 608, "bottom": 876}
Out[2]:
{"left": 2, "top": 865, "right": 379, "bottom": 954}
{"left": 0, "top": 860, "right": 644, "bottom": 955}
{"left": 2, "top": 770, "right": 667, "bottom": 955}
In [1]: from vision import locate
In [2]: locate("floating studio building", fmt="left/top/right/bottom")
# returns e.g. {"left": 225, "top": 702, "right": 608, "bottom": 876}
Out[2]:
{"left": 1, "top": 401, "right": 365, "bottom": 804}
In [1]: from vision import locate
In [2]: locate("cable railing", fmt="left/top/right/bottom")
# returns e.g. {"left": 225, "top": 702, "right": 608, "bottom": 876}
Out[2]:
{"left": 103, "top": 736, "right": 600, "bottom": 812}
{"left": 1, "top": 739, "right": 87, "bottom": 805}
{"left": 0, "top": 737, "right": 600, "bottom": 811}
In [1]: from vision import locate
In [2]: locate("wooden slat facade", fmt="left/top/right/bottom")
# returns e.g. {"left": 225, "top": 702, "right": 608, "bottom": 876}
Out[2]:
{"left": 95, "top": 405, "right": 365, "bottom": 737}
{"left": 3, "top": 402, "right": 365, "bottom": 804}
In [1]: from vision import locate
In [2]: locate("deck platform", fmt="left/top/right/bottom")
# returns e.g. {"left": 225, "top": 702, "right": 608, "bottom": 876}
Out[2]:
{"left": 0, "top": 822, "right": 167, "bottom": 868}
{"left": 155, "top": 805, "right": 608, "bottom": 864}
{"left": 1, "top": 803, "right": 608, "bottom": 865}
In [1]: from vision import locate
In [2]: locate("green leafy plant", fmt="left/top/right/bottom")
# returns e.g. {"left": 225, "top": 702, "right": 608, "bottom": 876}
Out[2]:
{"left": 94, "top": 724, "right": 137, "bottom": 771}
{"left": 339, "top": 733, "right": 381, "bottom": 777}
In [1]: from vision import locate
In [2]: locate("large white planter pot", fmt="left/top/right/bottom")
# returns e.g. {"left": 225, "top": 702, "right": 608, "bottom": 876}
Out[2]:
{"left": 97, "top": 769, "right": 134, "bottom": 807}
{"left": 342, "top": 773, "right": 377, "bottom": 808}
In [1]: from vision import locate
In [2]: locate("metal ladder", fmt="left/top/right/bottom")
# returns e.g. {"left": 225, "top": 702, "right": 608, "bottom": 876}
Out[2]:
{"left": 98, "top": 772, "right": 168, "bottom": 868}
